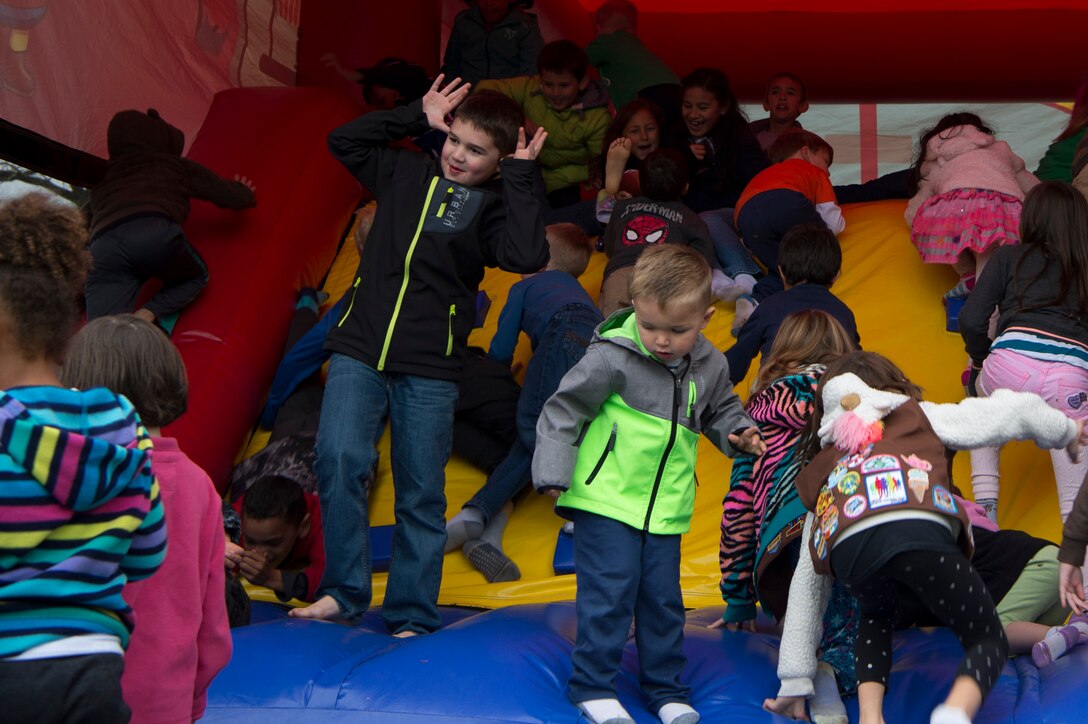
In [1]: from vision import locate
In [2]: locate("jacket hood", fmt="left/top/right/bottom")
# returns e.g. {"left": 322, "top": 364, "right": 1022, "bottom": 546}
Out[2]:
{"left": 0, "top": 388, "right": 152, "bottom": 512}
{"left": 928, "top": 124, "right": 996, "bottom": 161}
{"left": 107, "top": 108, "right": 185, "bottom": 159}
{"left": 596, "top": 307, "right": 718, "bottom": 364}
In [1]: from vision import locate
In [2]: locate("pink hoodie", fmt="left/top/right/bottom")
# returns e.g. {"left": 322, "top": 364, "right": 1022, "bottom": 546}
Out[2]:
{"left": 121, "top": 437, "right": 231, "bottom": 723}
{"left": 905, "top": 124, "right": 1039, "bottom": 225}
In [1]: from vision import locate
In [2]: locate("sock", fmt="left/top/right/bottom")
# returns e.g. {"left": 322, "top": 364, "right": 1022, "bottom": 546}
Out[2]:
{"left": 577, "top": 698, "right": 634, "bottom": 724}
{"left": 463, "top": 509, "right": 520, "bottom": 582}
{"left": 732, "top": 295, "right": 757, "bottom": 337}
{"left": 810, "top": 662, "right": 848, "bottom": 724}
{"left": 975, "top": 497, "right": 998, "bottom": 524}
{"left": 157, "top": 312, "right": 179, "bottom": 336}
{"left": 1068, "top": 613, "right": 1088, "bottom": 643}
{"left": 930, "top": 704, "right": 972, "bottom": 724}
{"left": 1032, "top": 625, "right": 1079, "bottom": 667}
{"left": 734, "top": 273, "right": 757, "bottom": 295}
{"left": 710, "top": 269, "right": 741, "bottom": 302}
{"left": 444, "top": 507, "right": 485, "bottom": 553}
{"left": 658, "top": 702, "right": 700, "bottom": 724}
{"left": 296, "top": 287, "right": 321, "bottom": 313}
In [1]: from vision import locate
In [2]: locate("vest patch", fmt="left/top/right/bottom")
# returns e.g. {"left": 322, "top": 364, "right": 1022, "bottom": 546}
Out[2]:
{"left": 865, "top": 470, "right": 906, "bottom": 508}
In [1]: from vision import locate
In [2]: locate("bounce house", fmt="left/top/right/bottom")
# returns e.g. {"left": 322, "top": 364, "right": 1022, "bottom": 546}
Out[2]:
{"left": 2, "top": 1, "right": 1087, "bottom": 722}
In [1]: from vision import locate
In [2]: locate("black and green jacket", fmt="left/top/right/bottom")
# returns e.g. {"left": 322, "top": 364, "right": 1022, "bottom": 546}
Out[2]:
{"left": 325, "top": 100, "right": 549, "bottom": 381}
{"left": 533, "top": 309, "right": 753, "bottom": 534}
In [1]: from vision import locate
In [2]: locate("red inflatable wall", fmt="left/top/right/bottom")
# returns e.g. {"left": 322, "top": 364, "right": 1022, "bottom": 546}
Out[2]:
{"left": 162, "top": 87, "right": 362, "bottom": 489}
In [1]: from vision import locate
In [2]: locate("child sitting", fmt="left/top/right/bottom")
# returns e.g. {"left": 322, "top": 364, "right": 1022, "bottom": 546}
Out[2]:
{"left": 734, "top": 130, "right": 845, "bottom": 314}
{"left": 0, "top": 194, "right": 166, "bottom": 722}
{"left": 584, "top": 0, "right": 680, "bottom": 110}
{"left": 478, "top": 40, "right": 612, "bottom": 209}
{"left": 725, "top": 224, "right": 860, "bottom": 385}
{"left": 445, "top": 223, "right": 602, "bottom": 582}
{"left": 61, "top": 314, "right": 231, "bottom": 723}
{"left": 533, "top": 244, "right": 766, "bottom": 724}
{"left": 598, "top": 148, "right": 718, "bottom": 315}
{"left": 291, "top": 77, "right": 549, "bottom": 634}
{"left": 441, "top": 0, "right": 542, "bottom": 87}
{"left": 749, "top": 72, "right": 808, "bottom": 152}
{"left": 87, "top": 108, "right": 256, "bottom": 329}
{"left": 228, "top": 475, "right": 325, "bottom": 603}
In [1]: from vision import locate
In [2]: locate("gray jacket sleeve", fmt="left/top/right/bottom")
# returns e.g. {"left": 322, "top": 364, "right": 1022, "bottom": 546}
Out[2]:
{"left": 532, "top": 345, "right": 614, "bottom": 492}
{"left": 699, "top": 360, "right": 756, "bottom": 458}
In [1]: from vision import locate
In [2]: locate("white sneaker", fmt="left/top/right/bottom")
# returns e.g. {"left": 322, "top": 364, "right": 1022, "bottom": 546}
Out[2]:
{"left": 577, "top": 698, "right": 634, "bottom": 724}
{"left": 658, "top": 701, "right": 700, "bottom": 724}
{"left": 930, "top": 704, "right": 972, "bottom": 724}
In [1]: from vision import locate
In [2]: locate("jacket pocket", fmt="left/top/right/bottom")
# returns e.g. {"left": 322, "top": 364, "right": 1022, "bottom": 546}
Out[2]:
{"left": 584, "top": 423, "right": 618, "bottom": 485}
{"left": 445, "top": 304, "right": 457, "bottom": 356}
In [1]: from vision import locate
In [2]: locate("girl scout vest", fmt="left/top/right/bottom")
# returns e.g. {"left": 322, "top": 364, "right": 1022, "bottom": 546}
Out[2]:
{"left": 797, "top": 398, "right": 974, "bottom": 574}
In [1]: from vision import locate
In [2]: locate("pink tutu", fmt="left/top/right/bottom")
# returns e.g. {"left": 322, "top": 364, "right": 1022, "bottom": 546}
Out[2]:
{"left": 910, "top": 188, "right": 1022, "bottom": 264}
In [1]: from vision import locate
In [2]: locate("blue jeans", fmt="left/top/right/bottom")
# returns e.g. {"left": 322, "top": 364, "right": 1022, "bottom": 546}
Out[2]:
{"left": 699, "top": 208, "right": 762, "bottom": 277}
{"left": 568, "top": 510, "right": 690, "bottom": 710}
{"left": 315, "top": 354, "right": 458, "bottom": 633}
{"left": 466, "top": 304, "right": 600, "bottom": 521}
{"left": 259, "top": 296, "right": 346, "bottom": 429}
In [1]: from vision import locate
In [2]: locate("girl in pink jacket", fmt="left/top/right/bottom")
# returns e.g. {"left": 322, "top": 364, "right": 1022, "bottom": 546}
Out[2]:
{"left": 905, "top": 112, "right": 1039, "bottom": 301}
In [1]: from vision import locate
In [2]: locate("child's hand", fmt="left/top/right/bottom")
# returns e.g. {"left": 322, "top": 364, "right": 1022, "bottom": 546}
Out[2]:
{"left": 510, "top": 126, "right": 548, "bottom": 161}
{"left": 1067, "top": 419, "right": 1087, "bottom": 463}
{"left": 422, "top": 74, "right": 471, "bottom": 133}
{"left": 729, "top": 427, "right": 766, "bottom": 456}
{"left": 238, "top": 549, "right": 284, "bottom": 593}
{"left": 1059, "top": 562, "right": 1087, "bottom": 614}
{"left": 689, "top": 142, "right": 708, "bottom": 161}
{"left": 234, "top": 174, "right": 256, "bottom": 193}
{"left": 762, "top": 696, "right": 809, "bottom": 721}
{"left": 545, "top": 489, "right": 562, "bottom": 498}
{"left": 708, "top": 617, "right": 756, "bottom": 632}
{"left": 224, "top": 541, "right": 243, "bottom": 573}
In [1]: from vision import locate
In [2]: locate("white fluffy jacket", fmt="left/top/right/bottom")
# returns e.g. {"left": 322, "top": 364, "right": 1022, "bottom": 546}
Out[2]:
{"left": 776, "top": 388, "right": 1077, "bottom": 698}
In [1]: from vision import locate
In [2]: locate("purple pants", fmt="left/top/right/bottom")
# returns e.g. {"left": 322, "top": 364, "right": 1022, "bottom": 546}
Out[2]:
{"left": 971, "top": 348, "right": 1088, "bottom": 520}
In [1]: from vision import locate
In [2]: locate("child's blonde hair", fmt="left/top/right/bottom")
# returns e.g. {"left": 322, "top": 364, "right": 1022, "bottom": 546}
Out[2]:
{"left": 545, "top": 223, "right": 592, "bottom": 278}
{"left": 61, "top": 315, "right": 189, "bottom": 428}
{"left": 753, "top": 310, "right": 856, "bottom": 393}
{"left": 594, "top": 0, "right": 637, "bottom": 32}
{"left": 629, "top": 245, "right": 711, "bottom": 312}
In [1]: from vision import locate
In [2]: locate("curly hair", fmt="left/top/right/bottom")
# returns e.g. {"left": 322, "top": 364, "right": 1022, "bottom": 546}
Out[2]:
{"left": 0, "top": 193, "right": 90, "bottom": 361}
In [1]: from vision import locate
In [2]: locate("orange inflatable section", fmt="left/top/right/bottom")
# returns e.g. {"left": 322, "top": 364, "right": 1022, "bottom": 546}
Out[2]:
{"left": 162, "top": 87, "right": 363, "bottom": 489}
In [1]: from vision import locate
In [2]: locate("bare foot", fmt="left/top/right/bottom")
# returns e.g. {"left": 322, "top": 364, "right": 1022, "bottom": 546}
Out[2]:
{"left": 288, "top": 595, "right": 346, "bottom": 623}
{"left": 393, "top": 630, "right": 420, "bottom": 638}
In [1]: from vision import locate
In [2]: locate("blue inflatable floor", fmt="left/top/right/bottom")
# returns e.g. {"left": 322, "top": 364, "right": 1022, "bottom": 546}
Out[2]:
{"left": 205, "top": 602, "right": 1086, "bottom": 722}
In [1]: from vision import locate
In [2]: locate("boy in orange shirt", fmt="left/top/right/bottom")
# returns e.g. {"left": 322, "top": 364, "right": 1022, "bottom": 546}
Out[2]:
{"left": 732, "top": 130, "right": 845, "bottom": 328}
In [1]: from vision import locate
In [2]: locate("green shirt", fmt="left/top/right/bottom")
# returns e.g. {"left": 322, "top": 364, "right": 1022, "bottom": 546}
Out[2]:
{"left": 585, "top": 31, "right": 679, "bottom": 109}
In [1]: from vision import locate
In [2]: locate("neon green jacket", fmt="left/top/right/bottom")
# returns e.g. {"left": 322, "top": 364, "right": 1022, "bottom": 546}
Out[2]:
{"left": 476, "top": 75, "right": 612, "bottom": 193}
{"left": 532, "top": 309, "right": 753, "bottom": 534}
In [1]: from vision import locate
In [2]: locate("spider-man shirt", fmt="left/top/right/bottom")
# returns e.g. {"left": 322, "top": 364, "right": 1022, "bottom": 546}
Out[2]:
{"left": 600, "top": 196, "right": 717, "bottom": 280}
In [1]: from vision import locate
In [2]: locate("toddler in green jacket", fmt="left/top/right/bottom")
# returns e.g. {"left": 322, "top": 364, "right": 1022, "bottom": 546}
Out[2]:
{"left": 533, "top": 244, "right": 766, "bottom": 724}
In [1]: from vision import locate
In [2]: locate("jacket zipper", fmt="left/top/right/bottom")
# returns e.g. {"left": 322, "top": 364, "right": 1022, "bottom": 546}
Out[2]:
{"left": 643, "top": 359, "right": 689, "bottom": 531}
{"left": 445, "top": 304, "right": 457, "bottom": 356}
{"left": 584, "top": 423, "right": 618, "bottom": 485}
{"left": 336, "top": 277, "right": 361, "bottom": 327}
{"left": 377, "top": 176, "right": 440, "bottom": 370}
